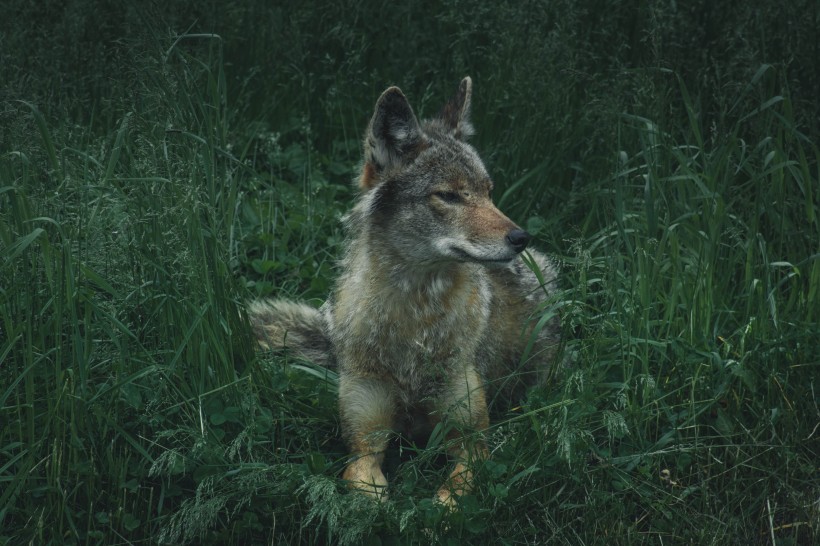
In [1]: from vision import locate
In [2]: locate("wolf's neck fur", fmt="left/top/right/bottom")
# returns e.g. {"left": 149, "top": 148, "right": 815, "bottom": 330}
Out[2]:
{"left": 363, "top": 240, "right": 477, "bottom": 303}
{"left": 389, "top": 261, "right": 465, "bottom": 298}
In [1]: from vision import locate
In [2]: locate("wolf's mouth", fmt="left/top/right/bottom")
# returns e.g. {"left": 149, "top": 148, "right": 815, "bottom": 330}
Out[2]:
{"left": 449, "top": 246, "right": 515, "bottom": 263}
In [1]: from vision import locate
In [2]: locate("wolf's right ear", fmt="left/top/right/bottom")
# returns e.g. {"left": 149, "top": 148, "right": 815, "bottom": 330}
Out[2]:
{"left": 438, "top": 76, "right": 474, "bottom": 140}
{"left": 360, "top": 87, "right": 424, "bottom": 190}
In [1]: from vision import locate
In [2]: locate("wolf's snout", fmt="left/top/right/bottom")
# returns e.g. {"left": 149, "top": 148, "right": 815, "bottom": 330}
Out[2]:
{"left": 506, "top": 229, "right": 531, "bottom": 253}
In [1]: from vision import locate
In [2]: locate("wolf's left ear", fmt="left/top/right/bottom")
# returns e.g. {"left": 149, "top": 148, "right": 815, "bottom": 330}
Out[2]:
{"left": 438, "top": 76, "right": 474, "bottom": 140}
{"left": 361, "top": 87, "right": 424, "bottom": 190}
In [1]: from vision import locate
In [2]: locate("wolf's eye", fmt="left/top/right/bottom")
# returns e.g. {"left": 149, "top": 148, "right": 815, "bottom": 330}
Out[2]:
{"left": 434, "top": 191, "right": 461, "bottom": 203}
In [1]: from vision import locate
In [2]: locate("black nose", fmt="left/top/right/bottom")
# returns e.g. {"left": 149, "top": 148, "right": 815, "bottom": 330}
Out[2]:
{"left": 505, "top": 229, "right": 531, "bottom": 253}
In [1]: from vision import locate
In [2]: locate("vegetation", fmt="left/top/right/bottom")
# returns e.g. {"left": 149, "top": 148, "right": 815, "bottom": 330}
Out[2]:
{"left": 1, "top": 1, "right": 817, "bottom": 544}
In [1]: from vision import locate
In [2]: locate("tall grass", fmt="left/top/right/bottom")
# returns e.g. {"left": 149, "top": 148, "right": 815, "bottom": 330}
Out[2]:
{"left": 1, "top": 35, "right": 261, "bottom": 540}
{"left": 1, "top": 2, "right": 818, "bottom": 544}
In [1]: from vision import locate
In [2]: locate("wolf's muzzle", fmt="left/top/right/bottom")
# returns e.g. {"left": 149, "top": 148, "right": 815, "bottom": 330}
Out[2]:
{"left": 506, "top": 229, "right": 531, "bottom": 253}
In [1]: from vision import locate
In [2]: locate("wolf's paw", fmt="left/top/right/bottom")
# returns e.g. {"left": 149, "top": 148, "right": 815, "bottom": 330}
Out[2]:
{"left": 349, "top": 480, "right": 389, "bottom": 502}
{"left": 343, "top": 460, "right": 389, "bottom": 502}
{"left": 434, "top": 487, "right": 459, "bottom": 511}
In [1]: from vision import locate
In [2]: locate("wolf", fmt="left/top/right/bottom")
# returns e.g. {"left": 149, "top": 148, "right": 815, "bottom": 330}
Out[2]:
{"left": 249, "top": 77, "right": 560, "bottom": 508}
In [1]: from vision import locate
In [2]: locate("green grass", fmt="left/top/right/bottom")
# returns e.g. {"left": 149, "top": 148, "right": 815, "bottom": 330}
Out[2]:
{"left": 1, "top": 2, "right": 818, "bottom": 544}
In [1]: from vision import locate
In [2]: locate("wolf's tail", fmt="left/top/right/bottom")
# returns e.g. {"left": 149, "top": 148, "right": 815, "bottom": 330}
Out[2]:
{"left": 247, "top": 299, "right": 335, "bottom": 368}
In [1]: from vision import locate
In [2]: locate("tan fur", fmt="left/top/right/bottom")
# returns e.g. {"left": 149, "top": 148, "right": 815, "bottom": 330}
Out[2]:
{"left": 248, "top": 77, "right": 560, "bottom": 508}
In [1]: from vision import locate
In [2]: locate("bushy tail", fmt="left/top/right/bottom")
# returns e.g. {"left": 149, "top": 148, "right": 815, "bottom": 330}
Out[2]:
{"left": 247, "top": 299, "right": 335, "bottom": 368}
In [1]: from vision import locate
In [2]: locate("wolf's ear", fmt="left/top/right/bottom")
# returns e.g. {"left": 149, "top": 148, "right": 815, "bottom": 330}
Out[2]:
{"left": 361, "top": 86, "right": 423, "bottom": 190}
{"left": 438, "top": 76, "right": 474, "bottom": 140}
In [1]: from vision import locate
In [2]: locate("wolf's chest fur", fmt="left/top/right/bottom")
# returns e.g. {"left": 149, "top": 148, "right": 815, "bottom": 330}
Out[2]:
{"left": 329, "top": 258, "right": 490, "bottom": 400}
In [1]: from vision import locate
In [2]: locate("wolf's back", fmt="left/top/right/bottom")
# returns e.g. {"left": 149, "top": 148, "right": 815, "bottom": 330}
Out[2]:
{"left": 247, "top": 299, "right": 335, "bottom": 368}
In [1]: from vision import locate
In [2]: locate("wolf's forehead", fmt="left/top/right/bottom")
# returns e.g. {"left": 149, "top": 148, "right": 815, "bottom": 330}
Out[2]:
{"left": 422, "top": 138, "right": 489, "bottom": 182}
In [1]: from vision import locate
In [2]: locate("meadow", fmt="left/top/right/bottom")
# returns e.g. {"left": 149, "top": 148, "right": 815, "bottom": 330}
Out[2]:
{"left": 1, "top": 1, "right": 817, "bottom": 544}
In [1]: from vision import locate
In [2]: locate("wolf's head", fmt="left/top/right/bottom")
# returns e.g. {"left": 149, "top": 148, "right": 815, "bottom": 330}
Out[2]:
{"left": 353, "top": 77, "right": 530, "bottom": 268}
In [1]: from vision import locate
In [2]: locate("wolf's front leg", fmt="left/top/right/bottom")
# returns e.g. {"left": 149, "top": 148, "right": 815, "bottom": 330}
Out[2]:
{"left": 433, "top": 365, "right": 490, "bottom": 509}
{"left": 339, "top": 374, "right": 396, "bottom": 500}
